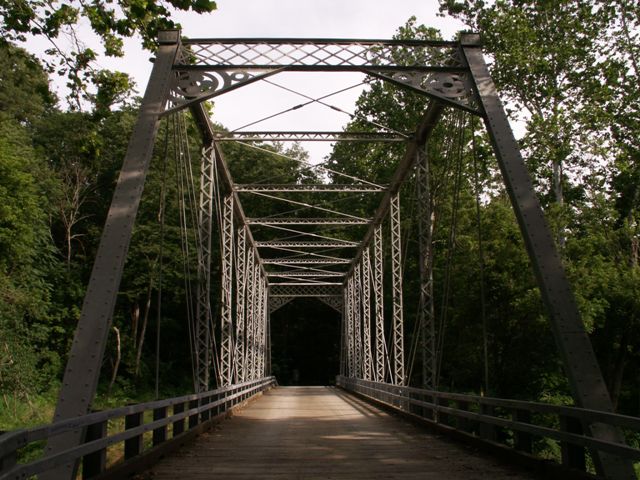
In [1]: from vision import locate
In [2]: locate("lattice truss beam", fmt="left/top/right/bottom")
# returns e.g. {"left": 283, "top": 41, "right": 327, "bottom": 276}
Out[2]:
{"left": 195, "top": 141, "right": 271, "bottom": 389}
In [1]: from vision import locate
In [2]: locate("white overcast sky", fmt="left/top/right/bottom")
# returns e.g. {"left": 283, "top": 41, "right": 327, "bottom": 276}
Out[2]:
{"left": 26, "top": 0, "right": 468, "bottom": 160}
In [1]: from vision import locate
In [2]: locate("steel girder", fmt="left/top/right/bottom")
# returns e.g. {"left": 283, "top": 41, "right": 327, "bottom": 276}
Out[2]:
{"left": 219, "top": 195, "right": 235, "bottom": 386}
{"left": 353, "top": 263, "right": 363, "bottom": 378}
{"left": 178, "top": 38, "right": 461, "bottom": 71}
{"left": 234, "top": 227, "right": 247, "bottom": 383}
{"left": 389, "top": 193, "right": 405, "bottom": 386}
{"left": 317, "top": 296, "right": 343, "bottom": 312}
{"left": 215, "top": 131, "right": 407, "bottom": 142}
{"left": 236, "top": 184, "right": 385, "bottom": 193}
{"left": 346, "top": 277, "right": 355, "bottom": 377}
{"left": 373, "top": 225, "right": 386, "bottom": 383}
{"left": 195, "top": 145, "right": 216, "bottom": 392}
{"left": 267, "top": 271, "right": 345, "bottom": 278}
{"left": 262, "top": 258, "right": 351, "bottom": 265}
{"left": 43, "top": 31, "right": 182, "bottom": 479}
{"left": 248, "top": 217, "right": 371, "bottom": 225}
{"left": 417, "top": 148, "right": 436, "bottom": 389}
{"left": 361, "top": 247, "right": 373, "bottom": 381}
{"left": 460, "top": 34, "right": 634, "bottom": 478}
{"left": 245, "top": 253, "right": 257, "bottom": 381}
{"left": 268, "top": 295, "right": 294, "bottom": 314}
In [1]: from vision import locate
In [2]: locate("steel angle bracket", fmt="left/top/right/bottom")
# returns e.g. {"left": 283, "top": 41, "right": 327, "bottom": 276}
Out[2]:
{"left": 318, "top": 296, "right": 343, "bottom": 313}
{"left": 364, "top": 69, "right": 480, "bottom": 115}
{"left": 269, "top": 296, "right": 294, "bottom": 313}
{"left": 164, "top": 67, "right": 286, "bottom": 115}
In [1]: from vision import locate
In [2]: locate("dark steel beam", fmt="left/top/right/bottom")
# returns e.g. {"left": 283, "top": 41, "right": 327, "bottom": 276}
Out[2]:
{"left": 262, "top": 258, "right": 351, "bottom": 265}
{"left": 44, "top": 30, "right": 182, "bottom": 480}
{"left": 236, "top": 184, "right": 385, "bottom": 193}
{"left": 267, "top": 271, "right": 345, "bottom": 277}
{"left": 257, "top": 241, "right": 358, "bottom": 248}
{"left": 213, "top": 131, "right": 408, "bottom": 142}
{"left": 189, "top": 100, "right": 268, "bottom": 275}
{"left": 248, "top": 217, "right": 371, "bottom": 225}
{"left": 461, "top": 33, "right": 635, "bottom": 479}
{"left": 178, "top": 38, "right": 462, "bottom": 71}
{"left": 345, "top": 102, "right": 444, "bottom": 280}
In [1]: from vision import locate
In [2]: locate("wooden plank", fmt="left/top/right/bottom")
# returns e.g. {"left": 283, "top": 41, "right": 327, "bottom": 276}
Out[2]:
{"left": 142, "top": 387, "right": 543, "bottom": 479}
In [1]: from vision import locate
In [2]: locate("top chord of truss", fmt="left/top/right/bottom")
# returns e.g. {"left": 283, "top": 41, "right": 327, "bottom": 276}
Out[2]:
{"left": 178, "top": 38, "right": 462, "bottom": 71}
{"left": 213, "top": 131, "right": 408, "bottom": 142}
{"left": 236, "top": 184, "right": 386, "bottom": 193}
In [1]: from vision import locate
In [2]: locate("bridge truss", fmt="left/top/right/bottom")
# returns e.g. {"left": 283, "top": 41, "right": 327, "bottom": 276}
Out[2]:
{"left": 41, "top": 30, "right": 635, "bottom": 479}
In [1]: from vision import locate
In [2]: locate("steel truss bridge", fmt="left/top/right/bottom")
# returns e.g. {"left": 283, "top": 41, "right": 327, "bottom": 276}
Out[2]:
{"left": 1, "top": 31, "right": 639, "bottom": 480}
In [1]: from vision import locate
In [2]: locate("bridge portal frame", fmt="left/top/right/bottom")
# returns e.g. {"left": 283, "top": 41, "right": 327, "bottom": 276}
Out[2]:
{"left": 46, "top": 30, "right": 634, "bottom": 480}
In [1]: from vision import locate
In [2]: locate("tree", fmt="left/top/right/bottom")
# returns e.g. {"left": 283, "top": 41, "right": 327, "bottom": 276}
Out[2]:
{"left": 0, "top": 0, "right": 216, "bottom": 107}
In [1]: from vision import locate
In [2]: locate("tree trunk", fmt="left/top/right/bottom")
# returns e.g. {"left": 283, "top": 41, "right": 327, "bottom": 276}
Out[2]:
{"left": 131, "top": 302, "right": 140, "bottom": 348}
{"left": 134, "top": 282, "right": 154, "bottom": 376}
{"left": 609, "top": 329, "right": 629, "bottom": 411}
{"left": 107, "top": 326, "right": 121, "bottom": 396}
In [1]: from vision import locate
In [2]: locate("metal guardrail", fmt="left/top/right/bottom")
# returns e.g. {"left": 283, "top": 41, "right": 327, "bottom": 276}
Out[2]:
{"left": 0, "top": 377, "right": 276, "bottom": 479}
{"left": 337, "top": 376, "right": 640, "bottom": 475}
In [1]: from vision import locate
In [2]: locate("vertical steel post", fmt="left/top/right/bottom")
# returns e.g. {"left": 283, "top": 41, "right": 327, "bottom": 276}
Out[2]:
{"left": 361, "top": 248, "right": 373, "bottom": 380}
{"left": 43, "top": 30, "right": 181, "bottom": 480}
{"left": 461, "top": 33, "right": 635, "bottom": 479}
{"left": 390, "top": 193, "right": 405, "bottom": 386}
{"left": 417, "top": 148, "right": 436, "bottom": 389}
{"left": 234, "top": 227, "right": 247, "bottom": 383}
{"left": 256, "top": 276, "right": 266, "bottom": 378}
{"left": 245, "top": 250, "right": 256, "bottom": 380}
{"left": 251, "top": 262, "right": 261, "bottom": 380}
{"left": 266, "top": 286, "right": 272, "bottom": 376}
{"left": 195, "top": 145, "right": 216, "bottom": 392}
{"left": 373, "top": 224, "right": 386, "bottom": 383}
{"left": 346, "top": 276, "right": 355, "bottom": 377}
{"left": 219, "top": 194, "right": 235, "bottom": 386}
{"left": 353, "top": 262, "right": 363, "bottom": 378}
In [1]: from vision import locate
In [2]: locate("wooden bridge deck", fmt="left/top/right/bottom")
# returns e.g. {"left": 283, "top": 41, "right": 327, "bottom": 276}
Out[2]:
{"left": 139, "top": 386, "right": 542, "bottom": 479}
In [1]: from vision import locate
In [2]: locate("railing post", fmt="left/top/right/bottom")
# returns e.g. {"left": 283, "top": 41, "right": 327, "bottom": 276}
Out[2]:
{"left": 82, "top": 419, "right": 107, "bottom": 478}
{"left": 560, "top": 415, "right": 586, "bottom": 471}
{"left": 173, "top": 402, "right": 185, "bottom": 436}
{"left": 457, "top": 400, "right": 470, "bottom": 432}
{"left": 513, "top": 409, "right": 532, "bottom": 453}
{"left": 189, "top": 399, "right": 199, "bottom": 429}
{"left": 124, "top": 412, "right": 143, "bottom": 460}
{"left": 424, "top": 392, "right": 436, "bottom": 421}
{"left": 0, "top": 436, "right": 17, "bottom": 474}
{"left": 200, "top": 396, "right": 210, "bottom": 422}
{"left": 152, "top": 407, "right": 168, "bottom": 446}
{"left": 479, "top": 404, "right": 496, "bottom": 441}
{"left": 435, "top": 397, "right": 449, "bottom": 426}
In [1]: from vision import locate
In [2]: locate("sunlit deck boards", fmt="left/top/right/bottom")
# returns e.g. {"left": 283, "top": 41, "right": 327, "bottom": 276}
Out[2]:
{"left": 141, "top": 387, "right": 542, "bottom": 479}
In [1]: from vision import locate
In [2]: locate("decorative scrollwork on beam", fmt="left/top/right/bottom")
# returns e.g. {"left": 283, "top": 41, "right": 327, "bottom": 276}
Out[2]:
{"left": 165, "top": 68, "right": 282, "bottom": 114}
{"left": 366, "top": 70, "right": 479, "bottom": 114}
{"left": 317, "top": 296, "right": 343, "bottom": 313}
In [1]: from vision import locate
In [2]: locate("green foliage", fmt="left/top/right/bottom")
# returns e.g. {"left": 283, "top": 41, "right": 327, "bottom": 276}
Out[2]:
{"left": 1, "top": 0, "right": 215, "bottom": 108}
